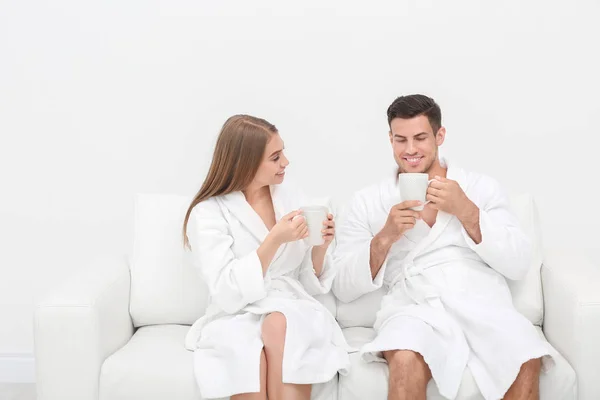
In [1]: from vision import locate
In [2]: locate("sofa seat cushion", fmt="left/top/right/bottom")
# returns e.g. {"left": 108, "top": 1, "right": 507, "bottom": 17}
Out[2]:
{"left": 339, "top": 327, "right": 576, "bottom": 400}
{"left": 100, "top": 324, "right": 338, "bottom": 400}
{"left": 100, "top": 325, "right": 199, "bottom": 400}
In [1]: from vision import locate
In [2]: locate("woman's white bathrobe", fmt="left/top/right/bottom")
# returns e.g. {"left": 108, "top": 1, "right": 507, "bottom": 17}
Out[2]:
{"left": 184, "top": 182, "right": 350, "bottom": 399}
{"left": 333, "top": 159, "right": 553, "bottom": 400}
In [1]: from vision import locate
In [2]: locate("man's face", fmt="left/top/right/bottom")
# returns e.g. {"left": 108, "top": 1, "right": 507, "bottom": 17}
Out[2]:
{"left": 389, "top": 115, "right": 446, "bottom": 174}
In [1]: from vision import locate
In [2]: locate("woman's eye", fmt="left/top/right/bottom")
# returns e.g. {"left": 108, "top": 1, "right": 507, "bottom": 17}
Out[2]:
{"left": 273, "top": 156, "right": 280, "bottom": 161}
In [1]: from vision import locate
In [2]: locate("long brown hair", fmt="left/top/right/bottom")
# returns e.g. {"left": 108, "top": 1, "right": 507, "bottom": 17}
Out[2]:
{"left": 182, "top": 114, "right": 278, "bottom": 249}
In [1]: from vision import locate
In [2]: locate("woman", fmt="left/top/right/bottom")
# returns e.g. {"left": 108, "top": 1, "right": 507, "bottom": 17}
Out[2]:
{"left": 182, "top": 115, "right": 350, "bottom": 400}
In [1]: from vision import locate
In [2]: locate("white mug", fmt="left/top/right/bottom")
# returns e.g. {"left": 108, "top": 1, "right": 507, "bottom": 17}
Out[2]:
{"left": 299, "top": 205, "right": 329, "bottom": 246}
{"left": 397, "top": 173, "right": 435, "bottom": 211}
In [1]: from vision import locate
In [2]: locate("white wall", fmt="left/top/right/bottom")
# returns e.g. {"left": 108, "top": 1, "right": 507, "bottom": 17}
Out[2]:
{"left": 1, "top": 0, "right": 599, "bottom": 378}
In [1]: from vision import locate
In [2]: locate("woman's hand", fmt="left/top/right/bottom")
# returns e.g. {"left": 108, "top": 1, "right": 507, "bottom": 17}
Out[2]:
{"left": 267, "top": 210, "right": 309, "bottom": 245}
{"left": 316, "top": 213, "right": 335, "bottom": 249}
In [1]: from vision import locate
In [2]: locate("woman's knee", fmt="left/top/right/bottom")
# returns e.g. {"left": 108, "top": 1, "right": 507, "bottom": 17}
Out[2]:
{"left": 261, "top": 312, "right": 287, "bottom": 349}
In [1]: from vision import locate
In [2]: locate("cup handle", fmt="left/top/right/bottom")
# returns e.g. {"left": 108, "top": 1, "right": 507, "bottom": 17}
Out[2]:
{"left": 423, "top": 179, "right": 437, "bottom": 205}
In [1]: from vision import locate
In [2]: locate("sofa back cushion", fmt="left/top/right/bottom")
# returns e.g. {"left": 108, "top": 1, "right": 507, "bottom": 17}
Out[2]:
{"left": 333, "top": 193, "right": 544, "bottom": 328}
{"left": 130, "top": 194, "right": 208, "bottom": 327}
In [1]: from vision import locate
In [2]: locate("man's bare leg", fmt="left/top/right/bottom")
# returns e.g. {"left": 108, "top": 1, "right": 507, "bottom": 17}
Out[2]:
{"left": 383, "top": 350, "right": 432, "bottom": 400}
{"left": 503, "top": 358, "right": 542, "bottom": 400}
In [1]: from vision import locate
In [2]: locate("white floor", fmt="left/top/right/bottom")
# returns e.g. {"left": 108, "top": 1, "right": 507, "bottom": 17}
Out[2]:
{"left": 0, "top": 383, "right": 36, "bottom": 400}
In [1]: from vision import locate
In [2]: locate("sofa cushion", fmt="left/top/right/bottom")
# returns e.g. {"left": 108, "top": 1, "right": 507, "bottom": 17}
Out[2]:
{"left": 130, "top": 194, "right": 208, "bottom": 327}
{"left": 339, "top": 326, "right": 576, "bottom": 400}
{"left": 332, "top": 193, "right": 544, "bottom": 328}
{"left": 100, "top": 325, "right": 199, "bottom": 400}
{"left": 100, "top": 324, "right": 338, "bottom": 400}
{"left": 505, "top": 194, "right": 544, "bottom": 325}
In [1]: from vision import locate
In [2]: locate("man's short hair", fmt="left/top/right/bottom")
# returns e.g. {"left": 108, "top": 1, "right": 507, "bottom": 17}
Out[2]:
{"left": 387, "top": 94, "right": 442, "bottom": 134}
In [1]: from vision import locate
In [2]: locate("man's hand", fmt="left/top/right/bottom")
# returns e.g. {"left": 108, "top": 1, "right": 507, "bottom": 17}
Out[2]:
{"left": 370, "top": 200, "right": 422, "bottom": 279}
{"left": 378, "top": 200, "right": 423, "bottom": 245}
{"left": 426, "top": 177, "right": 476, "bottom": 220}
{"left": 427, "top": 176, "right": 481, "bottom": 243}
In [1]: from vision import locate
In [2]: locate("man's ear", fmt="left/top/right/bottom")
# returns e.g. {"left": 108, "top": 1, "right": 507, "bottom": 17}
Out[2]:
{"left": 436, "top": 127, "right": 446, "bottom": 146}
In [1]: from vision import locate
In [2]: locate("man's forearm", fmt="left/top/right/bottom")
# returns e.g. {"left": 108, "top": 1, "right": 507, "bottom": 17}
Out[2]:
{"left": 370, "top": 233, "right": 394, "bottom": 279}
{"left": 459, "top": 201, "right": 482, "bottom": 244}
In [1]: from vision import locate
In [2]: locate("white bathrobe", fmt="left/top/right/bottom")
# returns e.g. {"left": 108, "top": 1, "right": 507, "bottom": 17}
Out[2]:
{"left": 184, "top": 181, "right": 350, "bottom": 399}
{"left": 333, "top": 159, "right": 553, "bottom": 400}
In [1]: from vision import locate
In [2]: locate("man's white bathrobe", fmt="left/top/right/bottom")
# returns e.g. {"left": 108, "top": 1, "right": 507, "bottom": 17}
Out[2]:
{"left": 333, "top": 159, "right": 553, "bottom": 400}
{"left": 184, "top": 182, "right": 350, "bottom": 399}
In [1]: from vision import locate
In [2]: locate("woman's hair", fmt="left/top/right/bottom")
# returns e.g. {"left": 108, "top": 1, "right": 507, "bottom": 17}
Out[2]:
{"left": 182, "top": 114, "right": 278, "bottom": 249}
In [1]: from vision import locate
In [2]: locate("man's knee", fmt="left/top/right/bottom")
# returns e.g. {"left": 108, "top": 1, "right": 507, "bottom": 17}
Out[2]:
{"left": 520, "top": 358, "right": 542, "bottom": 376}
{"left": 384, "top": 350, "right": 431, "bottom": 379}
{"left": 261, "top": 312, "right": 287, "bottom": 350}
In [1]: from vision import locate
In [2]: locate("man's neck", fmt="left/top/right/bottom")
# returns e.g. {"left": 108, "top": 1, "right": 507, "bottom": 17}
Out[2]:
{"left": 426, "top": 158, "right": 447, "bottom": 179}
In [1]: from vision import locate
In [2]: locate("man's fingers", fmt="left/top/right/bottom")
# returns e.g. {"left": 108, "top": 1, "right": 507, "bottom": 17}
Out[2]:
{"left": 396, "top": 200, "right": 422, "bottom": 210}
{"left": 427, "top": 186, "right": 443, "bottom": 196}
{"left": 429, "top": 179, "right": 446, "bottom": 189}
{"left": 398, "top": 210, "right": 421, "bottom": 219}
{"left": 396, "top": 216, "right": 417, "bottom": 225}
{"left": 426, "top": 194, "right": 441, "bottom": 203}
{"left": 401, "top": 221, "right": 416, "bottom": 230}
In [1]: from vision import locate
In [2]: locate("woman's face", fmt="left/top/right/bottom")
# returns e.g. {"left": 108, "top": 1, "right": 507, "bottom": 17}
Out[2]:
{"left": 252, "top": 133, "right": 289, "bottom": 187}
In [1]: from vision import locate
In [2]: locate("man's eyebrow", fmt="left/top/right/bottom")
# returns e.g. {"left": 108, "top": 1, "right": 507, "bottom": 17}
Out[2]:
{"left": 393, "top": 132, "right": 429, "bottom": 138}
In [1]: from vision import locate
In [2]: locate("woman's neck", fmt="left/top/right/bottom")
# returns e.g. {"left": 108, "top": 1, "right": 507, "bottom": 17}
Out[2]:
{"left": 242, "top": 184, "right": 270, "bottom": 204}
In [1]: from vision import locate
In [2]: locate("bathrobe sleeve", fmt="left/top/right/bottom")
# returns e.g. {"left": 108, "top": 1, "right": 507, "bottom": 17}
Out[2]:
{"left": 188, "top": 200, "right": 267, "bottom": 313}
{"left": 286, "top": 184, "right": 338, "bottom": 295}
{"left": 298, "top": 244, "right": 338, "bottom": 296}
{"left": 332, "top": 190, "right": 390, "bottom": 303}
{"left": 460, "top": 175, "right": 533, "bottom": 280}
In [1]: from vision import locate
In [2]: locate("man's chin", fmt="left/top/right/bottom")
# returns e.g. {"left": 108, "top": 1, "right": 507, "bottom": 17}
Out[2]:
{"left": 399, "top": 163, "right": 429, "bottom": 174}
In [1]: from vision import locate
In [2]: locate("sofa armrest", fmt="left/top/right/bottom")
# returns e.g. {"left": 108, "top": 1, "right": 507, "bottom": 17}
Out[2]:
{"left": 34, "top": 255, "right": 134, "bottom": 400}
{"left": 542, "top": 249, "right": 600, "bottom": 400}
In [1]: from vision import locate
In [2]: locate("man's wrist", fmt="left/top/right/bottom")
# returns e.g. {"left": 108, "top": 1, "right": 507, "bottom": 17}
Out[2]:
{"left": 372, "top": 232, "right": 394, "bottom": 253}
{"left": 458, "top": 200, "right": 479, "bottom": 225}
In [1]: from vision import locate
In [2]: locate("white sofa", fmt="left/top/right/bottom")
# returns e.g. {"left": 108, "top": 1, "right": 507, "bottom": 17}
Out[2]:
{"left": 34, "top": 193, "right": 600, "bottom": 400}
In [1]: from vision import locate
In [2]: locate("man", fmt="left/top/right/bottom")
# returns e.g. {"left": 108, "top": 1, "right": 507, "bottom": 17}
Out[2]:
{"left": 332, "top": 94, "right": 552, "bottom": 400}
